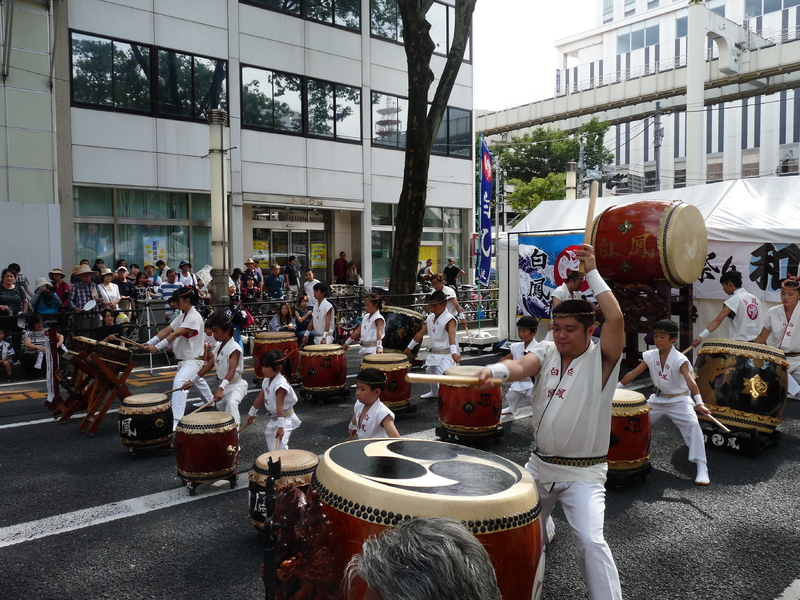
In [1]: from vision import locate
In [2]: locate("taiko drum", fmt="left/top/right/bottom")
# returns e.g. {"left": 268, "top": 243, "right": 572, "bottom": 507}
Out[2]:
{"left": 299, "top": 345, "right": 347, "bottom": 394}
{"left": 439, "top": 365, "right": 502, "bottom": 438}
{"left": 253, "top": 332, "right": 299, "bottom": 382}
{"left": 381, "top": 306, "right": 425, "bottom": 353}
{"left": 175, "top": 412, "right": 239, "bottom": 483}
{"left": 118, "top": 393, "right": 173, "bottom": 450}
{"left": 96, "top": 341, "right": 133, "bottom": 366}
{"left": 311, "top": 439, "right": 545, "bottom": 600}
{"left": 248, "top": 449, "right": 319, "bottom": 531}
{"left": 607, "top": 389, "right": 651, "bottom": 478}
{"left": 590, "top": 199, "right": 707, "bottom": 287}
{"left": 360, "top": 353, "right": 411, "bottom": 410}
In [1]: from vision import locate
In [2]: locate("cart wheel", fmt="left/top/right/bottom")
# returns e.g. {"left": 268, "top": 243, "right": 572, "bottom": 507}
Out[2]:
{"left": 229, "top": 476, "right": 237, "bottom": 489}
{"left": 88, "top": 433, "right": 94, "bottom": 439}
{"left": 187, "top": 482, "right": 196, "bottom": 496}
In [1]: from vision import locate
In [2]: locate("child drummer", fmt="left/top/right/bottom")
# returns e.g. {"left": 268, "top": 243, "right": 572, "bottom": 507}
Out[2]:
{"left": 246, "top": 349, "right": 302, "bottom": 452}
{"left": 348, "top": 367, "right": 400, "bottom": 439}
{"left": 500, "top": 316, "right": 539, "bottom": 416}
{"left": 343, "top": 293, "right": 385, "bottom": 355}
{"left": 617, "top": 319, "right": 711, "bottom": 485}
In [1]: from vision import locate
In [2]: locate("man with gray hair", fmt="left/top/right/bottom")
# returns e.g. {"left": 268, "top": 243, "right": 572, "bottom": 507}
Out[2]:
{"left": 346, "top": 516, "right": 501, "bottom": 600}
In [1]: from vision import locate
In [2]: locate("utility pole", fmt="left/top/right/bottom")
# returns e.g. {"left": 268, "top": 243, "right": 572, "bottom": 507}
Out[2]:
{"left": 566, "top": 161, "right": 578, "bottom": 200}
{"left": 577, "top": 143, "right": 585, "bottom": 198}
{"left": 654, "top": 102, "right": 663, "bottom": 191}
{"left": 208, "top": 109, "right": 230, "bottom": 307}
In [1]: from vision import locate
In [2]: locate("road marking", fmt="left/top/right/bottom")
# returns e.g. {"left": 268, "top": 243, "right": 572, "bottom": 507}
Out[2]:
{"left": 777, "top": 580, "right": 800, "bottom": 600}
{"left": 0, "top": 409, "right": 119, "bottom": 430}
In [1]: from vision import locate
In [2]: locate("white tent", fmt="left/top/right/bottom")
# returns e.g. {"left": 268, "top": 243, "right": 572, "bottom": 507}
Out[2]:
{"left": 498, "top": 178, "right": 800, "bottom": 342}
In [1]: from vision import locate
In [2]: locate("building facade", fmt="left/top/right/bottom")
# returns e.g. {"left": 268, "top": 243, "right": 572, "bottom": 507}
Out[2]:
{"left": 3, "top": 0, "right": 474, "bottom": 287}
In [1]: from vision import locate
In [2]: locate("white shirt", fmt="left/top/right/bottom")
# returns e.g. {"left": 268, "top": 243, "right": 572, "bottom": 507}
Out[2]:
{"left": 764, "top": 303, "right": 800, "bottom": 372}
{"left": 313, "top": 298, "right": 335, "bottom": 337}
{"left": 177, "top": 272, "right": 197, "bottom": 287}
{"left": 96, "top": 283, "right": 120, "bottom": 306}
{"left": 427, "top": 310, "right": 455, "bottom": 352}
{"left": 170, "top": 306, "right": 204, "bottom": 360}
{"left": 509, "top": 339, "right": 539, "bottom": 392}
{"left": 552, "top": 283, "right": 583, "bottom": 306}
{"left": 304, "top": 279, "right": 320, "bottom": 307}
{"left": 204, "top": 332, "right": 218, "bottom": 354}
{"left": 528, "top": 340, "right": 621, "bottom": 484}
{"left": 723, "top": 287, "right": 763, "bottom": 341}
{"left": 263, "top": 372, "right": 298, "bottom": 416}
{"left": 214, "top": 337, "right": 243, "bottom": 381}
{"left": 354, "top": 399, "right": 394, "bottom": 439}
{"left": 642, "top": 347, "right": 690, "bottom": 401}
{"left": 359, "top": 310, "right": 385, "bottom": 354}
{"left": 441, "top": 285, "right": 459, "bottom": 317}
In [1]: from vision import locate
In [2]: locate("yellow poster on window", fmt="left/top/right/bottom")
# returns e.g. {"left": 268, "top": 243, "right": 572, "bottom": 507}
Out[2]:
{"left": 253, "top": 240, "right": 269, "bottom": 268}
{"left": 418, "top": 247, "right": 439, "bottom": 273}
{"left": 311, "top": 243, "right": 327, "bottom": 268}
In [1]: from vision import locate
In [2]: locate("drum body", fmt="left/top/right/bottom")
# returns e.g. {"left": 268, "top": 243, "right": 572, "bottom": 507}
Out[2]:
{"left": 590, "top": 200, "right": 707, "bottom": 287}
{"left": 439, "top": 365, "right": 502, "bottom": 437}
{"left": 254, "top": 332, "right": 299, "bottom": 381}
{"left": 72, "top": 335, "right": 98, "bottom": 354}
{"left": 248, "top": 449, "right": 319, "bottom": 530}
{"left": 694, "top": 339, "right": 788, "bottom": 433}
{"left": 118, "top": 393, "right": 173, "bottom": 449}
{"left": 360, "top": 353, "right": 411, "bottom": 410}
{"left": 381, "top": 306, "right": 424, "bottom": 353}
{"left": 175, "top": 412, "right": 239, "bottom": 482}
{"left": 607, "top": 389, "right": 651, "bottom": 476}
{"left": 311, "top": 439, "right": 545, "bottom": 600}
{"left": 96, "top": 341, "right": 133, "bottom": 366}
{"left": 299, "top": 345, "right": 347, "bottom": 394}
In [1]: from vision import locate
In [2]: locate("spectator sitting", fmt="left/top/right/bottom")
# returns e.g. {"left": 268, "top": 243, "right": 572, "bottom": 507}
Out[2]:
{"left": 21, "top": 313, "right": 63, "bottom": 382}
{"left": 49, "top": 268, "right": 71, "bottom": 307}
{"left": 0, "top": 328, "right": 14, "bottom": 382}
{"left": 8, "top": 262, "right": 33, "bottom": 298}
{"left": 241, "top": 276, "right": 261, "bottom": 306}
{"left": 264, "top": 264, "right": 285, "bottom": 300}
{"left": 294, "top": 294, "right": 314, "bottom": 348}
{"left": 94, "top": 309, "right": 125, "bottom": 346}
{"left": 269, "top": 303, "right": 295, "bottom": 332}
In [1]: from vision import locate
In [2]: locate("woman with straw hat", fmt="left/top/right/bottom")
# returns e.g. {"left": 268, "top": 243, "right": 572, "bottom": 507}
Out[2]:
{"left": 48, "top": 268, "right": 71, "bottom": 307}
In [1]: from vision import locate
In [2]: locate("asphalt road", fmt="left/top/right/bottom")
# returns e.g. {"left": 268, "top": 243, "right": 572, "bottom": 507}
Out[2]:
{"left": 0, "top": 347, "right": 798, "bottom": 600}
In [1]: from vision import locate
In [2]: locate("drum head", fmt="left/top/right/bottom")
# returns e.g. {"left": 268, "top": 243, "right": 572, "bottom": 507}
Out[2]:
{"left": 73, "top": 336, "right": 97, "bottom": 345}
{"left": 613, "top": 389, "right": 646, "bottom": 404}
{"left": 255, "top": 332, "right": 271, "bottom": 340}
{"left": 383, "top": 305, "right": 425, "bottom": 322}
{"left": 660, "top": 201, "right": 707, "bottom": 287}
{"left": 699, "top": 338, "right": 788, "bottom": 366}
{"left": 612, "top": 389, "right": 650, "bottom": 416}
{"left": 254, "top": 449, "right": 318, "bottom": 473}
{"left": 261, "top": 332, "right": 297, "bottom": 342}
{"left": 123, "top": 393, "right": 168, "bottom": 405}
{"left": 178, "top": 411, "right": 236, "bottom": 430}
{"left": 443, "top": 365, "right": 484, "bottom": 377}
{"left": 302, "top": 344, "right": 343, "bottom": 353}
{"left": 361, "top": 354, "right": 409, "bottom": 369}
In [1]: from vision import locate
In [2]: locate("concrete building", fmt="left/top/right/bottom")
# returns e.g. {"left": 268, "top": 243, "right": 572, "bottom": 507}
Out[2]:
{"left": 3, "top": 0, "right": 474, "bottom": 287}
{"left": 479, "top": 0, "right": 800, "bottom": 194}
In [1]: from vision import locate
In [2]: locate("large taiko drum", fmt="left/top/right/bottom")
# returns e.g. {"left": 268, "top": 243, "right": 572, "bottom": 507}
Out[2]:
{"left": 360, "top": 353, "right": 411, "bottom": 410}
{"left": 96, "top": 341, "right": 133, "bottom": 367}
{"left": 175, "top": 412, "right": 239, "bottom": 488}
{"left": 694, "top": 339, "right": 788, "bottom": 434}
{"left": 439, "top": 365, "right": 502, "bottom": 438}
{"left": 590, "top": 200, "right": 707, "bottom": 288}
{"left": 311, "top": 439, "right": 545, "bottom": 600}
{"left": 253, "top": 331, "right": 299, "bottom": 383}
{"left": 248, "top": 449, "right": 319, "bottom": 531}
{"left": 118, "top": 393, "right": 173, "bottom": 451}
{"left": 299, "top": 345, "right": 347, "bottom": 396}
{"left": 608, "top": 389, "right": 651, "bottom": 479}
{"left": 72, "top": 335, "right": 98, "bottom": 354}
{"left": 381, "top": 306, "right": 425, "bottom": 353}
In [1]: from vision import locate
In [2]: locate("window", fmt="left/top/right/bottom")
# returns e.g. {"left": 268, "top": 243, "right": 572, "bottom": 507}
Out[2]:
{"left": 306, "top": 79, "right": 361, "bottom": 140}
{"left": 371, "top": 203, "right": 392, "bottom": 226}
{"left": 647, "top": 0, "right": 659, "bottom": 7}
{"left": 433, "top": 107, "right": 472, "bottom": 158}
{"left": 157, "top": 50, "right": 227, "bottom": 120}
{"left": 617, "top": 19, "right": 658, "bottom": 54}
{"left": 74, "top": 186, "right": 114, "bottom": 217}
{"left": 116, "top": 190, "right": 189, "bottom": 220}
{"left": 244, "top": 0, "right": 359, "bottom": 30}
{"left": 75, "top": 223, "right": 115, "bottom": 266}
{"left": 745, "top": 0, "right": 794, "bottom": 15}
{"left": 644, "top": 169, "right": 656, "bottom": 192}
{"left": 242, "top": 67, "right": 302, "bottom": 133}
{"left": 707, "top": 163, "right": 723, "bottom": 182}
{"left": 603, "top": 0, "right": 614, "bottom": 23}
{"left": 676, "top": 10, "right": 687, "bottom": 38}
{"left": 742, "top": 161, "right": 760, "bottom": 178}
{"left": 192, "top": 194, "right": 212, "bottom": 221}
{"left": 674, "top": 167, "right": 686, "bottom": 188}
{"left": 423, "top": 207, "right": 442, "bottom": 228}
{"left": 625, "top": 0, "right": 635, "bottom": 16}
{"left": 371, "top": 92, "right": 408, "bottom": 148}
{"left": 443, "top": 207, "right": 461, "bottom": 229}
{"left": 371, "top": 0, "right": 401, "bottom": 42}
{"left": 246, "top": 0, "right": 301, "bottom": 16}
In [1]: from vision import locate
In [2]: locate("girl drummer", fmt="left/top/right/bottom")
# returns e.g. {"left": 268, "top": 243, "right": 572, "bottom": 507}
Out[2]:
{"left": 182, "top": 315, "right": 248, "bottom": 426}
{"left": 755, "top": 275, "right": 800, "bottom": 399}
{"left": 143, "top": 286, "right": 214, "bottom": 428}
{"left": 246, "top": 349, "right": 302, "bottom": 452}
{"left": 343, "top": 293, "right": 385, "bottom": 355}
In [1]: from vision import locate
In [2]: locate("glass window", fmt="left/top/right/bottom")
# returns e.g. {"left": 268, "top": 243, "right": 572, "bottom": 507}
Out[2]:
{"left": 242, "top": 67, "right": 303, "bottom": 132}
{"left": 423, "top": 206, "right": 442, "bottom": 228}
{"left": 625, "top": 0, "right": 635, "bottom": 15}
{"left": 371, "top": 230, "right": 393, "bottom": 286}
{"left": 433, "top": 114, "right": 448, "bottom": 155}
{"left": 113, "top": 41, "right": 151, "bottom": 112}
{"left": 745, "top": 0, "right": 762, "bottom": 16}
{"left": 645, "top": 24, "right": 659, "bottom": 47}
{"left": 421, "top": 232, "right": 443, "bottom": 242}
{"left": 444, "top": 232, "right": 461, "bottom": 266}
{"left": 335, "top": 84, "right": 361, "bottom": 141}
{"left": 371, "top": 203, "right": 392, "bottom": 226}
{"left": 443, "top": 207, "right": 461, "bottom": 229}
{"left": 630, "top": 24, "right": 645, "bottom": 51}
{"left": 449, "top": 108, "right": 471, "bottom": 157}
{"left": 335, "top": 0, "right": 361, "bottom": 29}
{"left": 117, "top": 190, "right": 188, "bottom": 220}
{"left": 676, "top": 13, "right": 687, "bottom": 38}
{"left": 603, "top": 0, "right": 614, "bottom": 22}
{"left": 372, "top": 92, "right": 408, "bottom": 148}
{"left": 75, "top": 223, "right": 114, "bottom": 265}
{"left": 71, "top": 33, "right": 112, "bottom": 106}
{"left": 117, "top": 224, "right": 189, "bottom": 266}
{"left": 194, "top": 56, "right": 227, "bottom": 119}
{"left": 192, "top": 194, "right": 212, "bottom": 221}
{"left": 428, "top": 2, "right": 448, "bottom": 54}
{"left": 765, "top": 0, "right": 782, "bottom": 13}
{"left": 617, "top": 31, "right": 631, "bottom": 54}
{"left": 306, "top": 79, "right": 335, "bottom": 137}
{"left": 247, "top": 0, "right": 301, "bottom": 15}
{"left": 192, "top": 226, "right": 212, "bottom": 269}
{"left": 786, "top": 0, "right": 800, "bottom": 8}
{"left": 157, "top": 49, "right": 193, "bottom": 117}
{"left": 371, "top": 0, "right": 401, "bottom": 42}
{"left": 74, "top": 186, "right": 114, "bottom": 217}
{"left": 306, "top": 0, "right": 333, "bottom": 24}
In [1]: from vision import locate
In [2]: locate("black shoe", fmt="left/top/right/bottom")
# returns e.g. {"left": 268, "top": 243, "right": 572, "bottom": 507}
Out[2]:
{"left": 6, "top": 377, "right": 13, "bottom": 383}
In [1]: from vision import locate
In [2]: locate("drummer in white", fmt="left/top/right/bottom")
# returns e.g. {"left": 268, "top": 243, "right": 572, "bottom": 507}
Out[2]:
{"left": 246, "top": 349, "right": 302, "bottom": 451}
{"left": 312, "top": 281, "right": 336, "bottom": 345}
{"left": 500, "top": 316, "right": 539, "bottom": 416}
{"left": 755, "top": 276, "right": 800, "bottom": 398}
{"left": 143, "top": 287, "right": 214, "bottom": 428}
{"left": 404, "top": 290, "right": 460, "bottom": 399}
{"left": 343, "top": 293, "right": 385, "bottom": 355}
{"left": 692, "top": 270, "right": 762, "bottom": 345}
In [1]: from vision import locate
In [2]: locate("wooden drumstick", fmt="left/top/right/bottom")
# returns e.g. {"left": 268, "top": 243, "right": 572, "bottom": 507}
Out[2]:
{"left": 579, "top": 181, "right": 599, "bottom": 274}
{"left": 163, "top": 386, "right": 188, "bottom": 395}
{"left": 119, "top": 336, "right": 146, "bottom": 349}
{"left": 238, "top": 418, "right": 254, "bottom": 433}
{"left": 702, "top": 412, "right": 732, "bottom": 434}
{"left": 681, "top": 345, "right": 695, "bottom": 355}
{"left": 188, "top": 399, "right": 216, "bottom": 415}
{"left": 405, "top": 373, "right": 504, "bottom": 386}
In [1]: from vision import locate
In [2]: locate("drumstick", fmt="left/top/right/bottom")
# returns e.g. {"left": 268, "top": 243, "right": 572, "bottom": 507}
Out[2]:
{"left": 702, "top": 412, "right": 732, "bottom": 434}
{"left": 163, "top": 386, "right": 188, "bottom": 395}
{"left": 405, "top": 373, "right": 504, "bottom": 386}
{"left": 188, "top": 399, "right": 216, "bottom": 415}
{"left": 119, "top": 336, "right": 146, "bottom": 349}
{"left": 681, "top": 345, "right": 695, "bottom": 355}
{"left": 579, "top": 181, "right": 599, "bottom": 274}
{"left": 238, "top": 418, "right": 254, "bottom": 433}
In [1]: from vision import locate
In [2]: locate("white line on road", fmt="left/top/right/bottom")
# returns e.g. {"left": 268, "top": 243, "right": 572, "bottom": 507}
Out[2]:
{"left": 777, "top": 580, "right": 800, "bottom": 600}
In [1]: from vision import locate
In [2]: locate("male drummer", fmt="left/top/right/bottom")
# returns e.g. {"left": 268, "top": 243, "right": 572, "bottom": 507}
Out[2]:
{"left": 475, "top": 244, "right": 623, "bottom": 600}
{"left": 692, "top": 270, "right": 762, "bottom": 346}
{"left": 755, "top": 276, "right": 800, "bottom": 399}
{"left": 404, "top": 290, "right": 460, "bottom": 399}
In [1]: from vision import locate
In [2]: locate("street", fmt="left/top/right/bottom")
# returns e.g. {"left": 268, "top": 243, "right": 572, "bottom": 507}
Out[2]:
{"left": 0, "top": 347, "right": 798, "bottom": 600}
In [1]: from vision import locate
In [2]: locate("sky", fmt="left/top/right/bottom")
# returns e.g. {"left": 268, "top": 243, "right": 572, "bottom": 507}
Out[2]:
{"left": 472, "top": 1, "right": 599, "bottom": 112}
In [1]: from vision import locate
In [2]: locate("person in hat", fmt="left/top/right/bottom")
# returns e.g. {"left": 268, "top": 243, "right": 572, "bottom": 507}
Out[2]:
{"left": 71, "top": 259, "right": 91, "bottom": 284}
{"left": 68, "top": 264, "right": 100, "bottom": 335}
{"left": 96, "top": 268, "right": 121, "bottom": 311}
{"left": 177, "top": 260, "right": 198, "bottom": 288}
{"left": 0, "top": 268, "right": 28, "bottom": 356}
{"left": 48, "top": 268, "right": 71, "bottom": 307}
{"left": 443, "top": 257, "right": 465, "bottom": 288}
{"left": 143, "top": 263, "right": 161, "bottom": 287}
{"left": 244, "top": 258, "right": 264, "bottom": 290}
{"left": 112, "top": 266, "right": 134, "bottom": 300}
{"left": 29, "top": 278, "right": 60, "bottom": 317}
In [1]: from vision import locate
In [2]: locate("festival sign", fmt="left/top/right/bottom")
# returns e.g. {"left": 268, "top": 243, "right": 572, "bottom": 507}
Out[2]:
{"left": 517, "top": 233, "right": 585, "bottom": 319}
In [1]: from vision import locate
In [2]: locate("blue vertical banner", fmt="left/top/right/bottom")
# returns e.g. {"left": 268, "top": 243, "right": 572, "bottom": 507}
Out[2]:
{"left": 476, "top": 136, "right": 493, "bottom": 286}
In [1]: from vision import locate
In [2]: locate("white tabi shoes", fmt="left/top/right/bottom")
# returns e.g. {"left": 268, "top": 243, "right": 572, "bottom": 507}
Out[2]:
{"left": 695, "top": 461, "right": 710, "bottom": 486}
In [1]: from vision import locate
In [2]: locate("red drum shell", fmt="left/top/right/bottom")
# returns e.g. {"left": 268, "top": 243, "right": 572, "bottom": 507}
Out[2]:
{"left": 590, "top": 200, "right": 707, "bottom": 287}
{"left": 311, "top": 439, "right": 544, "bottom": 600}
{"left": 175, "top": 412, "right": 239, "bottom": 482}
{"left": 607, "top": 389, "right": 651, "bottom": 474}
{"left": 299, "top": 345, "right": 347, "bottom": 392}
{"left": 254, "top": 332, "right": 299, "bottom": 380}
{"left": 360, "top": 353, "right": 411, "bottom": 410}
{"left": 118, "top": 393, "right": 173, "bottom": 449}
{"left": 439, "top": 365, "right": 502, "bottom": 436}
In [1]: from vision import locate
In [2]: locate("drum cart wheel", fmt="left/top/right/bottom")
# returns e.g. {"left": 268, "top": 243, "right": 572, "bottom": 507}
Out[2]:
{"left": 186, "top": 481, "right": 200, "bottom": 496}
{"left": 435, "top": 424, "right": 504, "bottom": 446}
{"left": 228, "top": 473, "right": 237, "bottom": 489}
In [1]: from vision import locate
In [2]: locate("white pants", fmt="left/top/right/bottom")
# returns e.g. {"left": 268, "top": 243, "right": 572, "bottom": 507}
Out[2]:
{"left": 649, "top": 398, "right": 707, "bottom": 464}
{"left": 425, "top": 354, "right": 454, "bottom": 396}
{"left": 504, "top": 388, "right": 531, "bottom": 413}
{"left": 787, "top": 368, "right": 800, "bottom": 398}
{"left": 533, "top": 477, "right": 622, "bottom": 600}
{"left": 171, "top": 359, "right": 214, "bottom": 428}
{"left": 215, "top": 379, "right": 248, "bottom": 426}
{"left": 264, "top": 417, "right": 300, "bottom": 452}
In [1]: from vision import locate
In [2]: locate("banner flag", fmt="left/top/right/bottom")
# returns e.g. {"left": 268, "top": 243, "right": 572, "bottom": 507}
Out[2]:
{"left": 476, "top": 136, "right": 494, "bottom": 286}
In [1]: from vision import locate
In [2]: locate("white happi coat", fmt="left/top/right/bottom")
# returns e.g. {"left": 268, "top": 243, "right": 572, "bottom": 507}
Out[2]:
{"left": 509, "top": 339, "right": 539, "bottom": 393}
{"left": 424, "top": 311, "right": 456, "bottom": 368}
{"left": 359, "top": 310, "right": 385, "bottom": 355}
{"left": 723, "top": 288, "right": 763, "bottom": 341}
{"left": 764, "top": 303, "right": 800, "bottom": 373}
{"left": 642, "top": 346, "right": 690, "bottom": 402}
{"left": 353, "top": 399, "right": 395, "bottom": 439}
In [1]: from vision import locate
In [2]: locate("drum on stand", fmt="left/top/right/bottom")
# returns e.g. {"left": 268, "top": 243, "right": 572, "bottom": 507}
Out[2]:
{"left": 175, "top": 412, "right": 239, "bottom": 495}
{"left": 72, "top": 335, "right": 98, "bottom": 354}
{"left": 607, "top": 389, "right": 652, "bottom": 483}
{"left": 248, "top": 449, "right": 318, "bottom": 531}
{"left": 437, "top": 365, "right": 503, "bottom": 441}
{"left": 381, "top": 306, "right": 424, "bottom": 353}
{"left": 360, "top": 353, "right": 412, "bottom": 411}
{"left": 253, "top": 331, "right": 299, "bottom": 384}
{"left": 118, "top": 393, "right": 173, "bottom": 454}
{"left": 96, "top": 341, "right": 133, "bottom": 368}
{"left": 590, "top": 200, "right": 707, "bottom": 287}
{"left": 299, "top": 344, "right": 347, "bottom": 401}
{"left": 308, "top": 439, "right": 545, "bottom": 600}
{"left": 694, "top": 339, "right": 788, "bottom": 434}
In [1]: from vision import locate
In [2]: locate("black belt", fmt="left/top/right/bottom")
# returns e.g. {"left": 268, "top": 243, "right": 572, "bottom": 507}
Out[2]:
{"left": 534, "top": 451, "right": 607, "bottom": 468}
